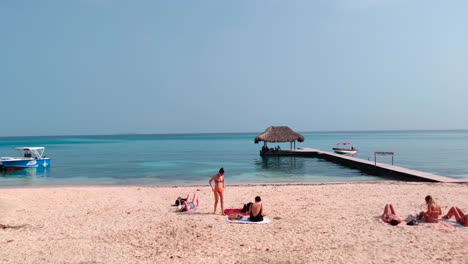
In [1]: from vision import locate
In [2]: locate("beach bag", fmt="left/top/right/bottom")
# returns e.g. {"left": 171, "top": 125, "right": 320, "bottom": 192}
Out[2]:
{"left": 407, "top": 219, "right": 419, "bottom": 226}
{"left": 228, "top": 213, "right": 242, "bottom": 220}
{"left": 242, "top": 202, "right": 252, "bottom": 213}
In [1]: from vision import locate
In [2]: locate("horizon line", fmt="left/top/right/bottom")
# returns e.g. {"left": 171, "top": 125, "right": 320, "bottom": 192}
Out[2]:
{"left": 1, "top": 128, "right": 468, "bottom": 138}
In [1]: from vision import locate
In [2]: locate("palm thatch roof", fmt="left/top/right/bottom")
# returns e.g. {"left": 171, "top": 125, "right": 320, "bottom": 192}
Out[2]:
{"left": 254, "top": 126, "right": 305, "bottom": 144}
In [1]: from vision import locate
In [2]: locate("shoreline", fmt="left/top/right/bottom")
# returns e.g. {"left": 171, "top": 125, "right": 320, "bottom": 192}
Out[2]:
{"left": 2, "top": 179, "right": 459, "bottom": 190}
{"left": 1, "top": 182, "right": 467, "bottom": 263}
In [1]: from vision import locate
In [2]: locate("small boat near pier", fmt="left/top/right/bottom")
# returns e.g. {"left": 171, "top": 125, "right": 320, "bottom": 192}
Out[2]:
{"left": 332, "top": 142, "right": 357, "bottom": 155}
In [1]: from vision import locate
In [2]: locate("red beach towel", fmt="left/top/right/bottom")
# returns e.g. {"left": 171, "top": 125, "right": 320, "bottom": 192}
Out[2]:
{"left": 224, "top": 208, "right": 249, "bottom": 216}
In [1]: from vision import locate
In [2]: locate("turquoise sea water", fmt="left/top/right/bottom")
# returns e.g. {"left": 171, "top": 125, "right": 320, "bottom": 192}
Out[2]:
{"left": 1, "top": 130, "right": 467, "bottom": 187}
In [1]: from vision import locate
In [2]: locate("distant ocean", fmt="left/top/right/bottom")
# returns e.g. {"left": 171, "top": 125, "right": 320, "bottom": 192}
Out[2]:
{"left": 1, "top": 130, "right": 467, "bottom": 187}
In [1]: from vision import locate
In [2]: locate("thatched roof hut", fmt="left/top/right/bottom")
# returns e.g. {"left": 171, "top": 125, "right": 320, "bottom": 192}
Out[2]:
{"left": 254, "top": 126, "right": 305, "bottom": 144}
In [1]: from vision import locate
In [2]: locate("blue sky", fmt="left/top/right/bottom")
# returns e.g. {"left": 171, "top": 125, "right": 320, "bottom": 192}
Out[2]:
{"left": 1, "top": 0, "right": 467, "bottom": 136}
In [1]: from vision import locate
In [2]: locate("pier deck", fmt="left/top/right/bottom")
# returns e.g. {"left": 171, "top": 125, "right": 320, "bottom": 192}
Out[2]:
{"left": 261, "top": 148, "right": 466, "bottom": 183}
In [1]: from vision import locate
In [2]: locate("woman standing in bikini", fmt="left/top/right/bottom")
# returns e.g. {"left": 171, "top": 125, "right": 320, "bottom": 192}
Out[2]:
{"left": 209, "top": 168, "right": 225, "bottom": 215}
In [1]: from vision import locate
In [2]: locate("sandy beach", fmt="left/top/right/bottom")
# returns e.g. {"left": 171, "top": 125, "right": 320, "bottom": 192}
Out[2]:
{"left": 1, "top": 182, "right": 467, "bottom": 264}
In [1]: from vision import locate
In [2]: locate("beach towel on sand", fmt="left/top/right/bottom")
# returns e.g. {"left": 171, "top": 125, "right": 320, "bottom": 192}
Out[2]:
{"left": 441, "top": 219, "right": 468, "bottom": 229}
{"left": 226, "top": 216, "right": 270, "bottom": 224}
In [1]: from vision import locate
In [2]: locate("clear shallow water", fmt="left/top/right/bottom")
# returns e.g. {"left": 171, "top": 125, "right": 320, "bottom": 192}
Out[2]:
{"left": 1, "top": 130, "right": 467, "bottom": 187}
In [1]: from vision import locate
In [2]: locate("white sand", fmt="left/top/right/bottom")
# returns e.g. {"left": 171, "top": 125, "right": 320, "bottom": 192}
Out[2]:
{"left": 1, "top": 182, "right": 467, "bottom": 264}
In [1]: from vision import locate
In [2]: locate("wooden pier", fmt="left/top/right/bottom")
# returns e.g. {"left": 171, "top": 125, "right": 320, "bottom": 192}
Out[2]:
{"left": 260, "top": 148, "right": 466, "bottom": 183}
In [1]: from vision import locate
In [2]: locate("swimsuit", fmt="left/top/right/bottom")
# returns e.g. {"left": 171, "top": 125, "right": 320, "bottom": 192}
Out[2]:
{"left": 429, "top": 205, "right": 441, "bottom": 217}
{"left": 384, "top": 214, "right": 400, "bottom": 223}
{"left": 182, "top": 202, "right": 196, "bottom": 212}
{"left": 215, "top": 176, "right": 224, "bottom": 194}
{"left": 385, "top": 214, "right": 397, "bottom": 220}
{"left": 249, "top": 204, "right": 263, "bottom": 222}
{"left": 215, "top": 177, "right": 224, "bottom": 184}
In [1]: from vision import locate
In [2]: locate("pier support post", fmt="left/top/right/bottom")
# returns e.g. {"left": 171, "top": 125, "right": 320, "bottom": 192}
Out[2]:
{"left": 374, "top": 152, "right": 395, "bottom": 166}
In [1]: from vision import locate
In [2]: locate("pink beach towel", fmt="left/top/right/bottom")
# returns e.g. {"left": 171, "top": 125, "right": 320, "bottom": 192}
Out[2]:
{"left": 224, "top": 208, "right": 249, "bottom": 216}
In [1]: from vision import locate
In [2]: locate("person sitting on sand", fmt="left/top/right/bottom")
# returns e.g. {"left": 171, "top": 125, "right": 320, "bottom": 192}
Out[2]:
{"left": 442, "top": 207, "right": 468, "bottom": 227}
{"left": 179, "top": 192, "right": 200, "bottom": 212}
{"left": 382, "top": 204, "right": 402, "bottom": 226}
{"left": 418, "top": 195, "right": 442, "bottom": 223}
{"left": 249, "top": 196, "right": 266, "bottom": 222}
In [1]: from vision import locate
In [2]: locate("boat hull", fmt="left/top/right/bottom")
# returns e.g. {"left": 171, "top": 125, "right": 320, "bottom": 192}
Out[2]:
{"left": 0, "top": 158, "right": 51, "bottom": 168}
{"left": 332, "top": 148, "right": 357, "bottom": 155}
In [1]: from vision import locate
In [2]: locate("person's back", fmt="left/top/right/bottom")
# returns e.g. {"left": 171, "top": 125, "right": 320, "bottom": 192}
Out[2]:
{"left": 250, "top": 203, "right": 262, "bottom": 217}
{"left": 249, "top": 196, "right": 264, "bottom": 222}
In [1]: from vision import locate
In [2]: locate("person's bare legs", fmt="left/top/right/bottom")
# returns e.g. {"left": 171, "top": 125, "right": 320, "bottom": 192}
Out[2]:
{"left": 382, "top": 204, "right": 391, "bottom": 218}
{"left": 382, "top": 204, "right": 402, "bottom": 224}
{"left": 452, "top": 207, "right": 468, "bottom": 226}
{"left": 443, "top": 207, "right": 466, "bottom": 224}
{"left": 220, "top": 191, "right": 225, "bottom": 215}
{"left": 454, "top": 208, "right": 468, "bottom": 226}
{"left": 454, "top": 207, "right": 465, "bottom": 217}
{"left": 186, "top": 193, "right": 194, "bottom": 202}
{"left": 443, "top": 207, "right": 458, "bottom": 219}
{"left": 213, "top": 191, "right": 219, "bottom": 214}
{"left": 193, "top": 192, "right": 200, "bottom": 207}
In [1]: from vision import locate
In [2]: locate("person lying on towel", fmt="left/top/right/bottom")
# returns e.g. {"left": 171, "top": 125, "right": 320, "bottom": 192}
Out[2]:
{"left": 249, "top": 196, "right": 267, "bottom": 222}
{"left": 179, "top": 192, "right": 200, "bottom": 212}
{"left": 443, "top": 207, "right": 468, "bottom": 227}
{"left": 382, "top": 204, "right": 402, "bottom": 226}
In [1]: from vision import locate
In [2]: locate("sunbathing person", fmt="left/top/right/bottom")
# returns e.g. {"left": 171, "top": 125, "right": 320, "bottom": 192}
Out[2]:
{"left": 249, "top": 196, "right": 266, "bottom": 222}
{"left": 442, "top": 207, "right": 468, "bottom": 227}
{"left": 179, "top": 192, "right": 200, "bottom": 212}
{"left": 382, "top": 204, "right": 402, "bottom": 226}
{"left": 418, "top": 195, "right": 442, "bottom": 223}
